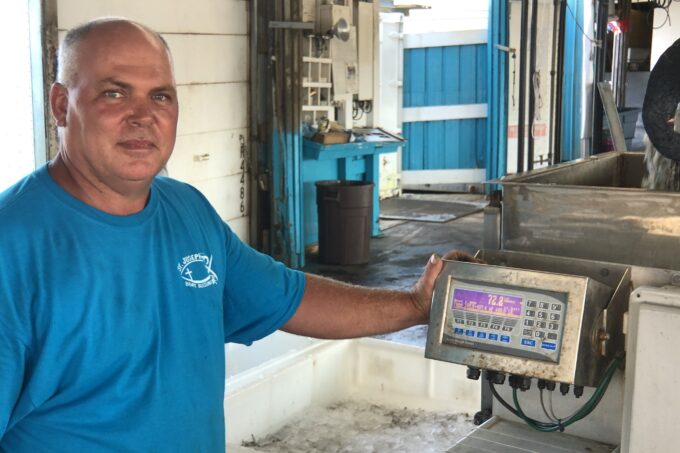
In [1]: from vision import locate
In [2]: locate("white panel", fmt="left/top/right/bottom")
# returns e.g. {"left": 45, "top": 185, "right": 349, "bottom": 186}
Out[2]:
{"left": 164, "top": 35, "right": 248, "bottom": 85}
{"left": 622, "top": 286, "right": 680, "bottom": 453}
{"left": 402, "top": 104, "right": 487, "bottom": 123}
{"left": 168, "top": 129, "right": 248, "bottom": 182}
{"left": 192, "top": 173, "right": 248, "bottom": 222}
{"left": 176, "top": 83, "right": 248, "bottom": 135}
{"left": 378, "top": 17, "right": 403, "bottom": 197}
{"left": 357, "top": 2, "right": 374, "bottom": 100}
{"left": 403, "top": 29, "right": 487, "bottom": 49}
{"left": 651, "top": 4, "right": 680, "bottom": 68}
{"left": 0, "top": 1, "right": 35, "bottom": 192}
{"left": 402, "top": 169, "right": 486, "bottom": 185}
{"left": 226, "top": 215, "right": 249, "bottom": 243}
{"left": 57, "top": 0, "right": 248, "bottom": 35}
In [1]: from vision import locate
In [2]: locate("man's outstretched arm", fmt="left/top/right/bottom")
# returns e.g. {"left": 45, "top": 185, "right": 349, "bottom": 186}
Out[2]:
{"left": 282, "top": 252, "right": 474, "bottom": 339}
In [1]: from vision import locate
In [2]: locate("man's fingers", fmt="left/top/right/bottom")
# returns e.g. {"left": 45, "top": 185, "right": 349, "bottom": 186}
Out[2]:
{"left": 424, "top": 253, "right": 444, "bottom": 285}
{"left": 441, "top": 250, "right": 485, "bottom": 264}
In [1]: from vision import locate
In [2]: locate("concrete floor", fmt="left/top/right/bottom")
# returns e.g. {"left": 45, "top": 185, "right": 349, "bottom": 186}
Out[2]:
{"left": 304, "top": 193, "right": 486, "bottom": 346}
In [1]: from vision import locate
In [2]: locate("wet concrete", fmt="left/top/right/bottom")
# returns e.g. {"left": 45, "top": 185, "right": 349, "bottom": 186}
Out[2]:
{"left": 304, "top": 206, "right": 484, "bottom": 292}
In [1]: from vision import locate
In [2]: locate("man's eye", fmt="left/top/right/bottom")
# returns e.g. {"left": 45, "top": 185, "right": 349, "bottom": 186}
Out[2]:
{"left": 103, "top": 91, "right": 123, "bottom": 98}
{"left": 152, "top": 93, "right": 171, "bottom": 102}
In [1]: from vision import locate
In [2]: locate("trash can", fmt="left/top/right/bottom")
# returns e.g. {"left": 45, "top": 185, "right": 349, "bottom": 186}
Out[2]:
{"left": 315, "top": 180, "right": 374, "bottom": 265}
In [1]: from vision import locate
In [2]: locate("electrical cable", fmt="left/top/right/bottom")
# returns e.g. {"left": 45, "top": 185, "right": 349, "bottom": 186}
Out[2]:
{"left": 490, "top": 353, "right": 624, "bottom": 433}
{"left": 547, "top": 387, "right": 559, "bottom": 421}
{"left": 649, "top": 0, "right": 680, "bottom": 29}
{"left": 539, "top": 389, "right": 557, "bottom": 422}
{"left": 531, "top": 70, "right": 543, "bottom": 140}
{"left": 565, "top": 1, "right": 602, "bottom": 47}
{"left": 488, "top": 379, "right": 555, "bottom": 429}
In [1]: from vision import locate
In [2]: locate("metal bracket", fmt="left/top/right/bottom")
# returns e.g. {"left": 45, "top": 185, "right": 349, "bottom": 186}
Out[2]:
{"left": 597, "top": 81, "right": 628, "bottom": 152}
{"left": 268, "top": 21, "right": 315, "bottom": 30}
{"left": 593, "top": 266, "right": 631, "bottom": 357}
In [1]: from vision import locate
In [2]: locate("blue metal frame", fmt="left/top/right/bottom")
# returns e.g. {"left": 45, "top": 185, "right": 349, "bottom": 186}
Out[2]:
{"left": 561, "top": 0, "right": 583, "bottom": 162}
{"left": 486, "top": 0, "right": 509, "bottom": 185}
{"left": 272, "top": 130, "right": 304, "bottom": 269}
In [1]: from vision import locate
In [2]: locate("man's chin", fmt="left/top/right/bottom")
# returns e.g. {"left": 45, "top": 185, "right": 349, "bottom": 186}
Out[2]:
{"left": 118, "top": 162, "right": 165, "bottom": 183}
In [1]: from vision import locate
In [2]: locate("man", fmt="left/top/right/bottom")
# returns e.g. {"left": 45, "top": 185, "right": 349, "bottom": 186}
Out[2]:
{"left": 0, "top": 18, "right": 461, "bottom": 451}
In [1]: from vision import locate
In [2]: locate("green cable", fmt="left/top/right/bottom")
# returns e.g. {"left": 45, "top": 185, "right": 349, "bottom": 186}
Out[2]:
{"left": 510, "top": 354, "right": 624, "bottom": 432}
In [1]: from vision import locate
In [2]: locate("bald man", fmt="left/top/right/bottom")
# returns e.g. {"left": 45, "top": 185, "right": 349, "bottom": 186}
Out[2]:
{"left": 0, "top": 18, "right": 458, "bottom": 452}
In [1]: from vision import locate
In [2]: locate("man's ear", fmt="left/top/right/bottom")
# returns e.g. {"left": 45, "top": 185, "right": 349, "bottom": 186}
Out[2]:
{"left": 50, "top": 83, "right": 69, "bottom": 127}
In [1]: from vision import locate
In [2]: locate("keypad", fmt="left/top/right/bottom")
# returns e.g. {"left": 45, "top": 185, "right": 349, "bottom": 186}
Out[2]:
{"left": 519, "top": 299, "right": 564, "bottom": 353}
{"left": 450, "top": 297, "right": 564, "bottom": 357}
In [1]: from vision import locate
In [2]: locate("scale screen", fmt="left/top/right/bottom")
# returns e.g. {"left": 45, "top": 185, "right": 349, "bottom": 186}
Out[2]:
{"left": 442, "top": 279, "right": 567, "bottom": 363}
{"left": 453, "top": 289, "right": 523, "bottom": 318}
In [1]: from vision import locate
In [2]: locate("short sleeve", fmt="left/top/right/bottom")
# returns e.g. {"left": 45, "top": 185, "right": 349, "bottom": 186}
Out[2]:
{"left": 0, "top": 320, "right": 34, "bottom": 439}
{"left": 221, "top": 224, "right": 306, "bottom": 344}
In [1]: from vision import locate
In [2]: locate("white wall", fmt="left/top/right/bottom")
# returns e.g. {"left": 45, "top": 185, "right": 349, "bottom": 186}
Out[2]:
{"left": 0, "top": 2, "right": 35, "bottom": 191}
{"left": 57, "top": 0, "right": 251, "bottom": 241}
{"left": 651, "top": 3, "right": 680, "bottom": 69}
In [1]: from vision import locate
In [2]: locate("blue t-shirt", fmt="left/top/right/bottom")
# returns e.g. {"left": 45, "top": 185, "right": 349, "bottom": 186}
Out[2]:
{"left": 0, "top": 165, "right": 305, "bottom": 452}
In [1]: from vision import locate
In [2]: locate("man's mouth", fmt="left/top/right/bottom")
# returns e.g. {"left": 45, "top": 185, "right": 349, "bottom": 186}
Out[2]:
{"left": 119, "top": 139, "right": 156, "bottom": 150}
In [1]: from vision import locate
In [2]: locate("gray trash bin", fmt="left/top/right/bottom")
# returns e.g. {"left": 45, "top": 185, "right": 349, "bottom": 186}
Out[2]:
{"left": 315, "top": 180, "right": 374, "bottom": 265}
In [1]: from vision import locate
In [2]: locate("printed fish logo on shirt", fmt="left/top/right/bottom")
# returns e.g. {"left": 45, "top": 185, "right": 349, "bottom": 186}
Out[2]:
{"left": 177, "top": 253, "right": 218, "bottom": 288}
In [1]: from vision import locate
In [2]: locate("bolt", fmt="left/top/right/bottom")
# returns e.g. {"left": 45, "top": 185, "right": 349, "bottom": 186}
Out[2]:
{"left": 598, "top": 331, "right": 611, "bottom": 341}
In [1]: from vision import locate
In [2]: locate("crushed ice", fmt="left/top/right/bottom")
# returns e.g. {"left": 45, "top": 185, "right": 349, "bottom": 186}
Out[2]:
{"left": 241, "top": 399, "right": 475, "bottom": 452}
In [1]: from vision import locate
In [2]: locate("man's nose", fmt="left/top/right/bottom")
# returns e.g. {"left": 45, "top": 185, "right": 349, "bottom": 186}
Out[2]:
{"left": 127, "top": 99, "right": 154, "bottom": 127}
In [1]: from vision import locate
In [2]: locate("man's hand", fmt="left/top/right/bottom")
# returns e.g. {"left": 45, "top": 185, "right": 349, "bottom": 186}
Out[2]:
{"left": 409, "top": 250, "right": 482, "bottom": 324}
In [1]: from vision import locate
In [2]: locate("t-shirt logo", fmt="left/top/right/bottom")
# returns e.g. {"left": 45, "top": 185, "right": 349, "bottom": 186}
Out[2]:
{"left": 177, "top": 253, "right": 218, "bottom": 288}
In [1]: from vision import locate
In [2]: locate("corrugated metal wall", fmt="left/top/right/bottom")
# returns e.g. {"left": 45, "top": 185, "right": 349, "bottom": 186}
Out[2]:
{"left": 402, "top": 44, "right": 487, "bottom": 170}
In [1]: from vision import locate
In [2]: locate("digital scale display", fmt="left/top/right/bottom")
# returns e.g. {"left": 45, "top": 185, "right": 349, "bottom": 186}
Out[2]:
{"left": 452, "top": 288, "right": 523, "bottom": 318}
{"left": 444, "top": 282, "right": 565, "bottom": 363}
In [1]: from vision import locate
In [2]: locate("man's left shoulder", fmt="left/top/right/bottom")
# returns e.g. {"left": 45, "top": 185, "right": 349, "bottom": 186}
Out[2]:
{"left": 153, "top": 176, "right": 221, "bottom": 221}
